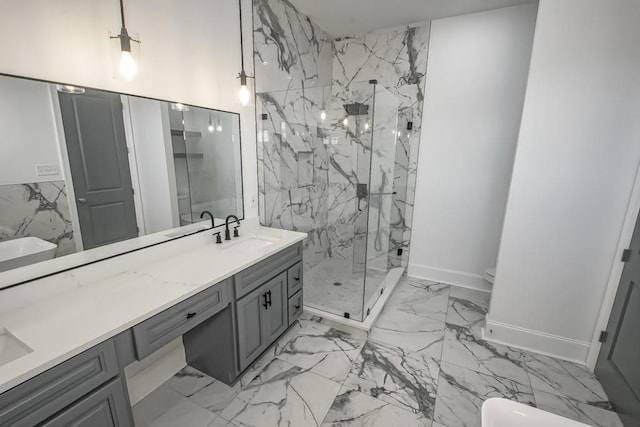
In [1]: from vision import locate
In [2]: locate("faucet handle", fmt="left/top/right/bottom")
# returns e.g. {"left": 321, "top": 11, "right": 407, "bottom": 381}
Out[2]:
{"left": 213, "top": 232, "right": 222, "bottom": 244}
{"left": 233, "top": 226, "right": 239, "bottom": 238}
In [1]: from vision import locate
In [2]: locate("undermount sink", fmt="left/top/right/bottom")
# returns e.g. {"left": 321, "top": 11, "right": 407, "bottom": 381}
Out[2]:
{"left": 482, "top": 398, "right": 590, "bottom": 427}
{"left": 222, "top": 236, "right": 277, "bottom": 251}
{"left": 0, "top": 237, "right": 57, "bottom": 272}
{"left": 0, "top": 329, "right": 33, "bottom": 366}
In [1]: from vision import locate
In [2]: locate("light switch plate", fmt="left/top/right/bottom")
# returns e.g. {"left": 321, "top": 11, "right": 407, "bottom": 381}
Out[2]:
{"left": 35, "top": 164, "right": 59, "bottom": 176}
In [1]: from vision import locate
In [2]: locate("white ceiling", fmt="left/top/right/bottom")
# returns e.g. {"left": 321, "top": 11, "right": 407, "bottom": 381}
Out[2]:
{"left": 288, "top": 0, "right": 537, "bottom": 37}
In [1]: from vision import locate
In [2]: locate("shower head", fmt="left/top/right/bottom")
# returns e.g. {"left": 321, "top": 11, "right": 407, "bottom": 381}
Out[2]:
{"left": 343, "top": 102, "right": 369, "bottom": 116}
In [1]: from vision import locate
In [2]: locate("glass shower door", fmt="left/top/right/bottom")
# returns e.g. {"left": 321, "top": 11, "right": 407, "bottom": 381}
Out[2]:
{"left": 256, "top": 81, "right": 398, "bottom": 322}
{"left": 363, "top": 85, "right": 399, "bottom": 315}
{"left": 317, "top": 81, "right": 377, "bottom": 321}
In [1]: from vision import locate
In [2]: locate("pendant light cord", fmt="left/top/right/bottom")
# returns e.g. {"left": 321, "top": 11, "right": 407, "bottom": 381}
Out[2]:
{"left": 238, "top": 0, "right": 245, "bottom": 72}
{"left": 119, "top": 0, "right": 126, "bottom": 28}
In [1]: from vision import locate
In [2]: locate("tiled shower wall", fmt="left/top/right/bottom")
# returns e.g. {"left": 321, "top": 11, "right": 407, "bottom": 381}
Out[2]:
{"left": 253, "top": 0, "right": 431, "bottom": 269}
{"left": 254, "top": 0, "right": 334, "bottom": 273}
{"left": 0, "top": 181, "right": 75, "bottom": 257}
{"left": 333, "top": 26, "right": 431, "bottom": 267}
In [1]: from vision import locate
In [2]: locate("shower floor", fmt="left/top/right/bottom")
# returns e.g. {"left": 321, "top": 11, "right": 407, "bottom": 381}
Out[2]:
{"left": 305, "top": 257, "right": 387, "bottom": 320}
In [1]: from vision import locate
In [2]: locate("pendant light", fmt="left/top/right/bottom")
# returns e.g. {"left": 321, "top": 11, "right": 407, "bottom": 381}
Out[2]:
{"left": 110, "top": 0, "right": 140, "bottom": 81}
{"left": 320, "top": 86, "right": 327, "bottom": 121}
{"left": 237, "top": 0, "right": 253, "bottom": 106}
{"left": 208, "top": 113, "right": 215, "bottom": 133}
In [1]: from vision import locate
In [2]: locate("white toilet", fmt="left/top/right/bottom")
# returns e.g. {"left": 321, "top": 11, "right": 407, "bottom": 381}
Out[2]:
{"left": 482, "top": 398, "right": 591, "bottom": 427}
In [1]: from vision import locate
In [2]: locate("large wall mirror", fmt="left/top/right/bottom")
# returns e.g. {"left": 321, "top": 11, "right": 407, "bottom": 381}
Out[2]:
{"left": 0, "top": 74, "right": 243, "bottom": 287}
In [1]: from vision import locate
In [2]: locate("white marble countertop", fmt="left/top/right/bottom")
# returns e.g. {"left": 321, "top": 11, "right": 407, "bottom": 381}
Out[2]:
{"left": 0, "top": 224, "right": 306, "bottom": 394}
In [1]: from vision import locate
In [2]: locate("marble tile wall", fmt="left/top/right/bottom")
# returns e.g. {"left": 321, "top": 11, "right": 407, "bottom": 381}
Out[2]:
{"left": 254, "top": 0, "right": 334, "bottom": 273}
{"left": 0, "top": 181, "right": 75, "bottom": 257}
{"left": 254, "top": 0, "right": 431, "bottom": 300}
{"left": 333, "top": 24, "right": 431, "bottom": 268}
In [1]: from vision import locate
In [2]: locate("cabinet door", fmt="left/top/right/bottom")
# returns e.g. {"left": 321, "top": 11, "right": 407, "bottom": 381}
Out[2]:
{"left": 263, "top": 272, "right": 289, "bottom": 344}
{"left": 40, "top": 378, "right": 131, "bottom": 427}
{"left": 236, "top": 285, "right": 268, "bottom": 372}
{"left": 288, "top": 290, "right": 303, "bottom": 326}
{"left": 0, "top": 340, "right": 120, "bottom": 427}
{"left": 287, "top": 262, "right": 303, "bottom": 297}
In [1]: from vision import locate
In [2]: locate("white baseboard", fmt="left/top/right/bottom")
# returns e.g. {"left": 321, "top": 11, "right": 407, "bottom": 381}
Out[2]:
{"left": 484, "top": 318, "right": 591, "bottom": 365}
{"left": 408, "top": 263, "right": 491, "bottom": 292}
{"left": 124, "top": 338, "right": 186, "bottom": 405}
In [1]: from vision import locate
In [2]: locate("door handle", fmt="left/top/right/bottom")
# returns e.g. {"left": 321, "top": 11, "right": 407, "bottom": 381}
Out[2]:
{"left": 262, "top": 293, "right": 268, "bottom": 309}
{"left": 77, "top": 198, "right": 87, "bottom": 204}
{"left": 294, "top": 276, "right": 300, "bottom": 282}
{"left": 266, "top": 290, "right": 272, "bottom": 307}
{"left": 186, "top": 312, "right": 196, "bottom": 319}
{"left": 294, "top": 304, "right": 301, "bottom": 309}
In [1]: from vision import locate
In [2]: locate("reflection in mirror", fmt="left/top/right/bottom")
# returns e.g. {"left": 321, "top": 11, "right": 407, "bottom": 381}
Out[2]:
{"left": 0, "top": 74, "right": 243, "bottom": 277}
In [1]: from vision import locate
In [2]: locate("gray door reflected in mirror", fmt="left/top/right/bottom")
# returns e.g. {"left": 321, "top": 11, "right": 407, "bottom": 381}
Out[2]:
{"left": 0, "top": 73, "right": 244, "bottom": 286}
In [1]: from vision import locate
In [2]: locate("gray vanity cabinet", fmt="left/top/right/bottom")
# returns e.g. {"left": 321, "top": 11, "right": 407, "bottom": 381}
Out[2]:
{"left": 288, "top": 288, "right": 304, "bottom": 325}
{"left": 0, "top": 242, "right": 305, "bottom": 424}
{"left": 287, "top": 262, "right": 303, "bottom": 297}
{"left": 287, "top": 261, "right": 304, "bottom": 326}
{"left": 236, "top": 283, "right": 269, "bottom": 371}
{"left": 236, "top": 272, "right": 288, "bottom": 371}
{"left": 39, "top": 378, "right": 131, "bottom": 427}
{"left": 0, "top": 338, "right": 132, "bottom": 427}
{"left": 133, "top": 279, "right": 230, "bottom": 360}
{"left": 263, "top": 272, "right": 289, "bottom": 344}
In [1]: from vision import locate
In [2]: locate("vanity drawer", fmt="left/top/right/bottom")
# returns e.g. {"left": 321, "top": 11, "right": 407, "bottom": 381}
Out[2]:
{"left": 234, "top": 243, "right": 302, "bottom": 299}
{"left": 0, "top": 340, "right": 119, "bottom": 427}
{"left": 288, "top": 290, "right": 303, "bottom": 325}
{"left": 287, "top": 262, "right": 303, "bottom": 297}
{"left": 133, "top": 278, "right": 231, "bottom": 360}
{"left": 40, "top": 377, "right": 131, "bottom": 427}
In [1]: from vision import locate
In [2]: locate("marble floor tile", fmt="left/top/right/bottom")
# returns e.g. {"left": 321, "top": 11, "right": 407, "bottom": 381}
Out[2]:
{"left": 322, "top": 387, "right": 431, "bottom": 427}
{"left": 446, "top": 287, "right": 490, "bottom": 336}
{"left": 343, "top": 340, "right": 439, "bottom": 420}
{"left": 207, "top": 415, "right": 238, "bottom": 427}
{"left": 190, "top": 379, "right": 242, "bottom": 414}
{"left": 220, "top": 358, "right": 341, "bottom": 427}
{"left": 441, "top": 323, "right": 530, "bottom": 386}
{"left": 385, "top": 277, "right": 449, "bottom": 321}
{"left": 238, "top": 320, "right": 304, "bottom": 388}
{"left": 132, "top": 281, "right": 626, "bottom": 427}
{"left": 433, "top": 362, "right": 535, "bottom": 427}
{"left": 369, "top": 309, "right": 444, "bottom": 359}
{"left": 133, "top": 385, "right": 217, "bottom": 427}
{"left": 166, "top": 366, "right": 216, "bottom": 397}
{"left": 276, "top": 320, "right": 366, "bottom": 382}
{"left": 524, "top": 353, "right": 611, "bottom": 407}
{"left": 534, "top": 389, "right": 623, "bottom": 427}
{"left": 299, "top": 312, "right": 369, "bottom": 341}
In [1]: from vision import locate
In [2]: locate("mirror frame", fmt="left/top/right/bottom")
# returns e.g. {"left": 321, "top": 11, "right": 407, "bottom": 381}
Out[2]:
{"left": 0, "top": 72, "right": 245, "bottom": 290}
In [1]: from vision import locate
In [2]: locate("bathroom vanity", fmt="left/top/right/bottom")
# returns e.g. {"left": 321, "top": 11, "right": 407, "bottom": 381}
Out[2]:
{"left": 0, "top": 226, "right": 306, "bottom": 426}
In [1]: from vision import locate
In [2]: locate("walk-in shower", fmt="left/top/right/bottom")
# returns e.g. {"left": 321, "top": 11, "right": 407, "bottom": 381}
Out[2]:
{"left": 257, "top": 80, "right": 401, "bottom": 322}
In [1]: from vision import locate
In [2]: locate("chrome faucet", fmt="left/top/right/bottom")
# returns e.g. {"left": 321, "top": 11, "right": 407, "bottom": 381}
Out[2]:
{"left": 224, "top": 214, "right": 240, "bottom": 240}
{"left": 201, "top": 211, "right": 222, "bottom": 243}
